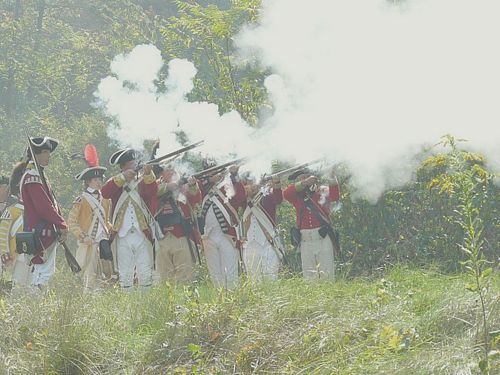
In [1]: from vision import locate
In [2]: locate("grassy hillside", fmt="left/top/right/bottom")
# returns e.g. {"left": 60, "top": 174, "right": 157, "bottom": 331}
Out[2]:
{"left": 0, "top": 267, "right": 499, "bottom": 374}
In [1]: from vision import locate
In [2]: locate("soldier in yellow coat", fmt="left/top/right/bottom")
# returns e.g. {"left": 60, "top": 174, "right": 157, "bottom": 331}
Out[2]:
{"left": 68, "top": 166, "right": 114, "bottom": 288}
{"left": 0, "top": 173, "right": 31, "bottom": 288}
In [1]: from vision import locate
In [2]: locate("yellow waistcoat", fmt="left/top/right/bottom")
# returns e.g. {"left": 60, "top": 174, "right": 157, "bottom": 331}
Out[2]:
{"left": 112, "top": 197, "right": 149, "bottom": 232}
{"left": 0, "top": 203, "right": 24, "bottom": 260}
{"left": 68, "top": 194, "right": 112, "bottom": 241}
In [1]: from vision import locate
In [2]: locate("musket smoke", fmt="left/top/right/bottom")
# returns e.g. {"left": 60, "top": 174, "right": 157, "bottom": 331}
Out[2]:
{"left": 94, "top": 44, "right": 254, "bottom": 161}
{"left": 236, "top": 0, "right": 500, "bottom": 199}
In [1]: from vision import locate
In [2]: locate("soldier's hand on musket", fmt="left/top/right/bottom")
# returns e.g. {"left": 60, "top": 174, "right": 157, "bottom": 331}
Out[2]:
{"left": 209, "top": 172, "right": 224, "bottom": 184}
{"left": 271, "top": 175, "right": 281, "bottom": 188}
{"left": 229, "top": 165, "right": 239, "bottom": 174}
{"left": 245, "top": 183, "right": 259, "bottom": 198}
{"left": 123, "top": 169, "right": 136, "bottom": 182}
{"left": 142, "top": 164, "right": 153, "bottom": 175}
{"left": 58, "top": 228, "right": 69, "bottom": 243}
{"left": 303, "top": 176, "right": 318, "bottom": 187}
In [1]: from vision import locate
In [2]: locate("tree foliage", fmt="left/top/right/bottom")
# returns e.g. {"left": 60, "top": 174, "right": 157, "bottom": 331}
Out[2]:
{"left": 161, "top": 0, "right": 266, "bottom": 125}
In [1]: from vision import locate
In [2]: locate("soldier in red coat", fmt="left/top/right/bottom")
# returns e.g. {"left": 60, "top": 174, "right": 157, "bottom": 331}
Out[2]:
{"left": 198, "top": 165, "right": 246, "bottom": 289}
{"left": 283, "top": 168, "right": 340, "bottom": 280}
{"left": 101, "top": 149, "right": 157, "bottom": 290}
{"left": 15, "top": 137, "right": 69, "bottom": 288}
{"left": 155, "top": 166, "right": 202, "bottom": 283}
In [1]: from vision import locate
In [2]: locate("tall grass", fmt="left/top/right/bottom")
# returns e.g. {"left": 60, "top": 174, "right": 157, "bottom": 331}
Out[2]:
{"left": 0, "top": 267, "right": 498, "bottom": 374}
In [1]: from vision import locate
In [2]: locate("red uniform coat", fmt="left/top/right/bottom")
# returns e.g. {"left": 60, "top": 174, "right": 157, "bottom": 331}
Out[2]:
{"left": 21, "top": 167, "right": 68, "bottom": 261}
{"left": 283, "top": 183, "right": 340, "bottom": 230}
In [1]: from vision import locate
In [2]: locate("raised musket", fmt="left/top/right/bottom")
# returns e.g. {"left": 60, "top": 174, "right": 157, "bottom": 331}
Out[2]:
{"left": 134, "top": 140, "right": 204, "bottom": 174}
{"left": 192, "top": 157, "right": 247, "bottom": 179}
{"left": 146, "top": 140, "right": 204, "bottom": 166}
{"left": 262, "top": 158, "right": 324, "bottom": 182}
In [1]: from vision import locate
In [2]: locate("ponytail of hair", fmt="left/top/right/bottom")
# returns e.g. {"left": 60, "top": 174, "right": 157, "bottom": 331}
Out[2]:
{"left": 10, "top": 161, "right": 28, "bottom": 197}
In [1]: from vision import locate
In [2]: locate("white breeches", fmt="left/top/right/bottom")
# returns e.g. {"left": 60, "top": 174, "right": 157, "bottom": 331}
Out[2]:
{"left": 30, "top": 242, "right": 57, "bottom": 287}
{"left": 116, "top": 229, "right": 153, "bottom": 289}
{"left": 300, "top": 228, "right": 335, "bottom": 280}
{"left": 243, "top": 240, "right": 280, "bottom": 281}
{"left": 203, "top": 229, "right": 239, "bottom": 289}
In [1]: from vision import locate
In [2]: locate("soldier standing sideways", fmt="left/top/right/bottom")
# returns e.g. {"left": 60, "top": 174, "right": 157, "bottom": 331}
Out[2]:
{"left": 14, "top": 137, "right": 69, "bottom": 289}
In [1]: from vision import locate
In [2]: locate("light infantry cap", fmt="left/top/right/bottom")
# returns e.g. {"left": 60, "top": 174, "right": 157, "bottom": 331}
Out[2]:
{"left": 74, "top": 166, "right": 107, "bottom": 181}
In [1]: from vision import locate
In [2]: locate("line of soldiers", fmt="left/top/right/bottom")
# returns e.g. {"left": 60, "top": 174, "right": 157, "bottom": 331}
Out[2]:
{"left": 0, "top": 136, "right": 341, "bottom": 292}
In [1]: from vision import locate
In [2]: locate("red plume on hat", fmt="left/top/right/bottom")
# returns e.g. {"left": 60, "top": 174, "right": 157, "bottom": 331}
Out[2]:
{"left": 72, "top": 144, "right": 107, "bottom": 181}
{"left": 84, "top": 144, "right": 99, "bottom": 167}
{"left": 71, "top": 144, "right": 100, "bottom": 166}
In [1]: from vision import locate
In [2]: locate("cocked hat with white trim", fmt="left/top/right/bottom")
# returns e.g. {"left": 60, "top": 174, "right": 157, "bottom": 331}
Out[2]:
{"left": 29, "top": 137, "right": 58, "bottom": 152}
{"left": 109, "top": 148, "right": 139, "bottom": 166}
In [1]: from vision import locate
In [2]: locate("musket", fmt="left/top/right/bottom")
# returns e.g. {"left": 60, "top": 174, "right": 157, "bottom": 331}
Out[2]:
{"left": 185, "top": 200, "right": 202, "bottom": 265}
{"left": 192, "top": 157, "right": 247, "bottom": 179}
{"left": 262, "top": 159, "right": 324, "bottom": 182}
{"left": 134, "top": 141, "right": 204, "bottom": 174}
{"left": 25, "top": 134, "right": 81, "bottom": 273}
{"left": 146, "top": 140, "right": 204, "bottom": 166}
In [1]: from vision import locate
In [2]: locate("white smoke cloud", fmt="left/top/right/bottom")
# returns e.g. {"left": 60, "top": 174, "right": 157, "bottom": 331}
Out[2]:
{"left": 94, "top": 44, "right": 253, "bottom": 161}
{"left": 236, "top": 0, "right": 500, "bottom": 199}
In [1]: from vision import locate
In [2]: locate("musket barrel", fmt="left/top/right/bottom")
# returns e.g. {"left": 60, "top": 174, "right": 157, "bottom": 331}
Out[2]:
{"left": 193, "top": 157, "right": 247, "bottom": 179}
{"left": 146, "top": 140, "right": 204, "bottom": 165}
{"left": 264, "top": 158, "right": 324, "bottom": 181}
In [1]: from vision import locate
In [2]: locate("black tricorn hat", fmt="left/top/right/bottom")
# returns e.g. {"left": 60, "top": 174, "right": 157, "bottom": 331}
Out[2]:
{"left": 288, "top": 168, "right": 312, "bottom": 181}
{"left": 28, "top": 136, "right": 59, "bottom": 154}
{"left": 109, "top": 148, "right": 139, "bottom": 166}
{"left": 74, "top": 166, "right": 107, "bottom": 181}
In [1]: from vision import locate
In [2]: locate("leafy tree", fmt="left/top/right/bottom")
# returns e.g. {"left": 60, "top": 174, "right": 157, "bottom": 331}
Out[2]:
{"left": 0, "top": 0, "right": 167, "bottom": 208}
{"left": 161, "top": 0, "right": 267, "bottom": 125}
